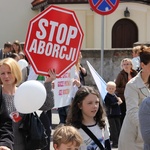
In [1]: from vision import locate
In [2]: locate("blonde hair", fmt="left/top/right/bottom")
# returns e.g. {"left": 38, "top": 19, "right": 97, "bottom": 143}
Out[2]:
{"left": 132, "top": 45, "right": 148, "bottom": 54}
{"left": 75, "top": 52, "right": 81, "bottom": 72}
{"left": 106, "top": 81, "right": 116, "bottom": 87}
{"left": 120, "top": 58, "right": 133, "bottom": 69}
{"left": 53, "top": 125, "right": 83, "bottom": 148}
{"left": 0, "top": 58, "right": 22, "bottom": 85}
{"left": 132, "top": 46, "right": 141, "bottom": 54}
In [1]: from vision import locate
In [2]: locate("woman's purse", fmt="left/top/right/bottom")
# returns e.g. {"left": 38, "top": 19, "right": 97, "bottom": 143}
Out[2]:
{"left": 19, "top": 112, "right": 48, "bottom": 150}
{"left": 81, "top": 124, "right": 106, "bottom": 150}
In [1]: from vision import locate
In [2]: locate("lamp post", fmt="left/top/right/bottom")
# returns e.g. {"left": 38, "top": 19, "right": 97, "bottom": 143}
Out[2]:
{"left": 124, "top": 7, "right": 130, "bottom": 17}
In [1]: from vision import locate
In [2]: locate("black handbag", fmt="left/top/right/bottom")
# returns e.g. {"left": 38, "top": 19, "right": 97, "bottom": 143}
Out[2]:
{"left": 19, "top": 112, "right": 48, "bottom": 150}
{"left": 81, "top": 124, "right": 106, "bottom": 150}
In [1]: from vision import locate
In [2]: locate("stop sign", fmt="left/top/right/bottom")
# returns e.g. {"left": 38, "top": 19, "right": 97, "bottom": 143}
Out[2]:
{"left": 24, "top": 5, "right": 84, "bottom": 78}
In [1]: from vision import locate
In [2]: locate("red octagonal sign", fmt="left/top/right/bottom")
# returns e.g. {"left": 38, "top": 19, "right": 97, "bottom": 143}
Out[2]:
{"left": 24, "top": 5, "right": 84, "bottom": 78}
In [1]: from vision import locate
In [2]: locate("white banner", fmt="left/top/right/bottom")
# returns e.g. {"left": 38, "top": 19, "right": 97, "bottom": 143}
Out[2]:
{"left": 87, "top": 61, "right": 107, "bottom": 101}
{"left": 53, "top": 66, "right": 76, "bottom": 108}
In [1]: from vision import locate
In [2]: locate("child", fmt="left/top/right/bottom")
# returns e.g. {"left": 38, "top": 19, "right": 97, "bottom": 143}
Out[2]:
{"left": 104, "top": 81, "right": 122, "bottom": 148}
{"left": 67, "top": 86, "right": 111, "bottom": 150}
{"left": 53, "top": 125, "right": 83, "bottom": 150}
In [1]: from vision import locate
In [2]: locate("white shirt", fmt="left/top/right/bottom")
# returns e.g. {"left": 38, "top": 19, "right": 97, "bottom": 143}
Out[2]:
{"left": 78, "top": 123, "right": 110, "bottom": 150}
{"left": 132, "top": 56, "right": 140, "bottom": 71}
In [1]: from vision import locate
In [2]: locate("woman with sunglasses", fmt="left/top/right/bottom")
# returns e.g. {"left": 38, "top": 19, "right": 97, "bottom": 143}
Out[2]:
{"left": 115, "top": 58, "right": 137, "bottom": 125}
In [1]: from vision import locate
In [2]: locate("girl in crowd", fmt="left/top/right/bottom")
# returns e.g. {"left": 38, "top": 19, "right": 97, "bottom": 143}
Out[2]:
{"left": 118, "top": 47, "right": 150, "bottom": 149}
{"left": 12, "top": 40, "right": 23, "bottom": 55}
{"left": 0, "top": 58, "right": 56, "bottom": 150}
{"left": 67, "top": 86, "right": 111, "bottom": 150}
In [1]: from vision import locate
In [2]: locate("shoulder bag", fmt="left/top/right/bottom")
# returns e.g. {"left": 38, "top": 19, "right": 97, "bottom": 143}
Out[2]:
{"left": 19, "top": 112, "right": 48, "bottom": 150}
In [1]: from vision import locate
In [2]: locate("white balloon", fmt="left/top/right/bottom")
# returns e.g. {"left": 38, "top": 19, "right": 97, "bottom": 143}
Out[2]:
{"left": 14, "top": 80, "right": 46, "bottom": 114}
{"left": 18, "top": 59, "right": 28, "bottom": 70}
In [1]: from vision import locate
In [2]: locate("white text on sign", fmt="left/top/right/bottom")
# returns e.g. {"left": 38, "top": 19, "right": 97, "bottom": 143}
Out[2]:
{"left": 28, "top": 19, "right": 78, "bottom": 61}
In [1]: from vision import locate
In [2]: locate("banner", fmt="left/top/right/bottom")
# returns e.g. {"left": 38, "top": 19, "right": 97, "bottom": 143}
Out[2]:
{"left": 53, "top": 66, "right": 76, "bottom": 108}
{"left": 86, "top": 61, "right": 107, "bottom": 101}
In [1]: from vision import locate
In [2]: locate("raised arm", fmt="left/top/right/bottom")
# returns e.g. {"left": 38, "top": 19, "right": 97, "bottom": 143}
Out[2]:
{"left": 40, "top": 69, "right": 56, "bottom": 110}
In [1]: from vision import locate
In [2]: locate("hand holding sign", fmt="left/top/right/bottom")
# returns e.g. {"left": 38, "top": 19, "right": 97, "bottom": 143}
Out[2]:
{"left": 45, "top": 69, "right": 56, "bottom": 82}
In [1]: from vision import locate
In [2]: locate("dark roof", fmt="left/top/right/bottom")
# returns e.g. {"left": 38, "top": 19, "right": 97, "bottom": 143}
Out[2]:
{"left": 31, "top": 0, "right": 45, "bottom": 6}
{"left": 121, "top": 0, "right": 150, "bottom": 2}
{"left": 31, "top": 0, "right": 150, "bottom": 10}
{"left": 31, "top": 0, "right": 88, "bottom": 10}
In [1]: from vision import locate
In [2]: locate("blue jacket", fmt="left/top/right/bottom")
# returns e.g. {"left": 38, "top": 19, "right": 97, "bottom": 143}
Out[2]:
{"left": 104, "top": 93, "right": 121, "bottom": 117}
{"left": 139, "top": 97, "right": 150, "bottom": 150}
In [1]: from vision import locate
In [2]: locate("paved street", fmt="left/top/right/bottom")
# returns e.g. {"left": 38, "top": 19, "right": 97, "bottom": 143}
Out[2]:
{"left": 50, "top": 109, "right": 118, "bottom": 150}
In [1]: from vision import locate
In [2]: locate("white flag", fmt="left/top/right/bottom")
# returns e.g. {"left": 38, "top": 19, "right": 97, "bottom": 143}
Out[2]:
{"left": 87, "top": 61, "right": 107, "bottom": 101}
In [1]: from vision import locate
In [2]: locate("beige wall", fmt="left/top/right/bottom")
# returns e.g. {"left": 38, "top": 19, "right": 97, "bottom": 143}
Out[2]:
{"left": 0, "top": 0, "right": 38, "bottom": 48}
{"left": 55, "top": 3, "right": 150, "bottom": 49}
{"left": 0, "top": 2, "right": 150, "bottom": 49}
{"left": 81, "top": 48, "right": 132, "bottom": 85}
{"left": 94, "top": 2, "right": 150, "bottom": 48}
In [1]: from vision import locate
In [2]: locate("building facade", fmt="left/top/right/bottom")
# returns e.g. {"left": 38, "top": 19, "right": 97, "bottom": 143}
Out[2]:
{"left": 0, "top": 0, "right": 150, "bottom": 49}
{"left": 0, "top": 0, "right": 38, "bottom": 48}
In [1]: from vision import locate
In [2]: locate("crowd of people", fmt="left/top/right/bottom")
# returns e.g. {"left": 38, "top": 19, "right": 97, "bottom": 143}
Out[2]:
{"left": 0, "top": 40, "right": 150, "bottom": 150}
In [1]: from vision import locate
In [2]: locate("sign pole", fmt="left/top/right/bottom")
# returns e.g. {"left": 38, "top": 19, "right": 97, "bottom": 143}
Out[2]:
{"left": 88, "top": 0, "right": 120, "bottom": 77}
{"left": 101, "top": 15, "right": 104, "bottom": 77}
